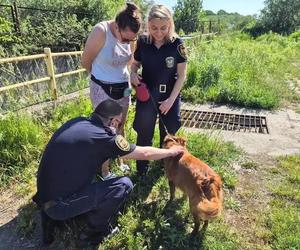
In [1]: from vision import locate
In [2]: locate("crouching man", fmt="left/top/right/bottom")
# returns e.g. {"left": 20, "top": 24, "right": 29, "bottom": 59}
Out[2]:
{"left": 32, "top": 99, "right": 183, "bottom": 246}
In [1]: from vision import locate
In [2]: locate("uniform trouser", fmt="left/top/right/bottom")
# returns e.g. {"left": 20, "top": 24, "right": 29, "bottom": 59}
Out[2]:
{"left": 43, "top": 177, "right": 133, "bottom": 233}
{"left": 133, "top": 96, "right": 181, "bottom": 176}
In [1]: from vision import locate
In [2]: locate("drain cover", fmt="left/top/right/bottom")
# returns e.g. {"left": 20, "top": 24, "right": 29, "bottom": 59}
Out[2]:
{"left": 180, "top": 109, "right": 269, "bottom": 134}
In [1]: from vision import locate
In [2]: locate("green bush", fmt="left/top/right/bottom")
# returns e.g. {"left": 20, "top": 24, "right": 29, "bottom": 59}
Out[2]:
{"left": 289, "top": 29, "right": 300, "bottom": 42}
{"left": 0, "top": 113, "right": 45, "bottom": 187}
{"left": 183, "top": 33, "right": 299, "bottom": 109}
{"left": 0, "top": 17, "right": 15, "bottom": 43}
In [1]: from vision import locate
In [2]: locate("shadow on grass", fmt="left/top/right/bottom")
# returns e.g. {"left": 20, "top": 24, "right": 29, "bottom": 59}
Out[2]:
{"left": 0, "top": 202, "right": 45, "bottom": 249}
{"left": 121, "top": 163, "right": 207, "bottom": 250}
{"left": 5, "top": 163, "right": 207, "bottom": 250}
{"left": 0, "top": 200, "right": 98, "bottom": 249}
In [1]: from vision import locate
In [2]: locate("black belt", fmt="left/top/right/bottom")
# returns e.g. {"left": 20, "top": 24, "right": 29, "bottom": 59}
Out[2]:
{"left": 91, "top": 75, "right": 128, "bottom": 100}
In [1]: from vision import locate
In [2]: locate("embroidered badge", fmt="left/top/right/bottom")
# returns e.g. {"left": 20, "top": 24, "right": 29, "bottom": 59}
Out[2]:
{"left": 165, "top": 56, "right": 175, "bottom": 68}
{"left": 115, "top": 135, "right": 130, "bottom": 151}
{"left": 177, "top": 44, "right": 188, "bottom": 59}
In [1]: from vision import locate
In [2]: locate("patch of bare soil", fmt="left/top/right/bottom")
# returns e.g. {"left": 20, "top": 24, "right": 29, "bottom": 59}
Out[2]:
{"left": 224, "top": 154, "right": 281, "bottom": 250}
{"left": 0, "top": 189, "right": 41, "bottom": 249}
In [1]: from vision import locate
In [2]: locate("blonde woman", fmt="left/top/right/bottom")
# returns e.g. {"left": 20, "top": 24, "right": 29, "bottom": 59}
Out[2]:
{"left": 130, "top": 4, "right": 187, "bottom": 177}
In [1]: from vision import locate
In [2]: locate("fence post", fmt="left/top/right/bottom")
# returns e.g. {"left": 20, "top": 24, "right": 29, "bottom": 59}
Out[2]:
{"left": 12, "top": 2, "right": 21, "bottom": 35}
{"left": 44, "top": 48, "right": 58, "bottom": 101}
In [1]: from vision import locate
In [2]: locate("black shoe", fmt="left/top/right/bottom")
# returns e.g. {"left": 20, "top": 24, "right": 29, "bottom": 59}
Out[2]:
{"left": 77, "top": 232, "right": 104, "bottom": 247}
{"left": 77, "top": 226, "right": 120, "bottom": 247}
{"left": 41, "top": 210, "right": 57, "bottom": 245}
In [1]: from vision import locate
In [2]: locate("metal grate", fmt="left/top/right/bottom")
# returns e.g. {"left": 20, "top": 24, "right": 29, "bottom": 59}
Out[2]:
{"left": 180, "top": 109, "right": 269, "bottom": 134}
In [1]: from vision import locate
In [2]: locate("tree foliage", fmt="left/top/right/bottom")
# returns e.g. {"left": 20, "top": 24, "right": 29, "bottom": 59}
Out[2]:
{"left": 173, "top": 0, "right": 203, "bottom": 34}
{"left": 202, "top": 11, "right": 255, "bottom": 33}
{"left": 260, "top": 0, "right": 300, "bottom": 34}
{"left": 247, "top": 0, "right": 300, "bottom": 36}
{"left": 0, "top": 0, "right": 152, "bottom": 56}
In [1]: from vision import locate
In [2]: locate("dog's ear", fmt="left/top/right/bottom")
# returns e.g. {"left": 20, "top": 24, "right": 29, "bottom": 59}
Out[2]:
{"left": 177, "top": 137, "right": 187, "bottom": 147}
{"left": 163, "top": 134, "right": 175, "bottom": 148}
{"left": 164, "top": 134, "right": 173, "bottom": 143}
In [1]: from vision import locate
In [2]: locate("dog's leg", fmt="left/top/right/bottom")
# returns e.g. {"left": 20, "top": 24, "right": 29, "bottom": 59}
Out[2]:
{"left": 190, "top": 214, "right": 200, "bottom": 237}
{"left": 201, "top": 220, "right": 208, "bottom": 231}
{"left": 169, "top": 181, "right": 175, "bottom": 201}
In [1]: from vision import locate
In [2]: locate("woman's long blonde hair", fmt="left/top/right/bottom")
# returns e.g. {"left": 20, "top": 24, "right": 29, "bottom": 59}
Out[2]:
{"left": 147, "top": 4, "right": 178, "bottom": 43}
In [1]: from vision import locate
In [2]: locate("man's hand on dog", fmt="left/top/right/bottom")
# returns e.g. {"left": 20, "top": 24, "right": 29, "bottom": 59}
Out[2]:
{"left": 168, "top": 145, "right": 184, "bottom": 157}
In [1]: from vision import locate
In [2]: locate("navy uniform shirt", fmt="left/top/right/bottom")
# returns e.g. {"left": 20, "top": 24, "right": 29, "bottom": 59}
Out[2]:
{"left": 134, "top": 35, "right": 187, "bottom": 99}
{"left": 36, "top": 114, "right": 135, "bottom": 203}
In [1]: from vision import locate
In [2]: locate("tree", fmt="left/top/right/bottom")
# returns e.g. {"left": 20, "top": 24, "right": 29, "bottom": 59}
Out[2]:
{"left": 260, "top": 0, "right": 300, "bottom": 34}
{"left": 217, "top": 9, "right": 228, "bottom": 16}
{"left": 173, "top": 0, "right": 203, "bottom": 34}
{"left": 204, "top": 10, "right": 215, "bottom": 16}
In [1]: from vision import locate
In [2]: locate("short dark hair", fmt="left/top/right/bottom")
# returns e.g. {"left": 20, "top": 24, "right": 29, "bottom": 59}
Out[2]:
{"left": 94, "top": 99, "right": 123, "bottom": 119}
{"left": 115, "top": 2, "right": 141, "bottom": 33}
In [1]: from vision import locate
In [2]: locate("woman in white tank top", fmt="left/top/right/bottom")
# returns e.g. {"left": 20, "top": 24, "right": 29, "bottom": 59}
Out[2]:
{"left": 81, "top": 3, "right": 142, "bottom": 178}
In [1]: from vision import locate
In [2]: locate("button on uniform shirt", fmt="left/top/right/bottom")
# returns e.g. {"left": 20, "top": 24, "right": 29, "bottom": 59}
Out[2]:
{"left": 134, "top": 35, "right": 187, "bottom": 99}
{"left": 36, "top": 114, "right": 135, "bottom": 203}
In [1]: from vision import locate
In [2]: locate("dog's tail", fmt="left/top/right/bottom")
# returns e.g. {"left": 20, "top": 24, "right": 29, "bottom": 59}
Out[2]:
{"left": 197, "top": 197, "right": 222, "bottom": 220}
{"left": 196, "top": 175, "right": 223, "bottom": 220}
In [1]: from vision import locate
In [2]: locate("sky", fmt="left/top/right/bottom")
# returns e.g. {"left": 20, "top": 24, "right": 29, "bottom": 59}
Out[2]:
{"left": 155, "top": 0, "right": 265, "bottom": 16}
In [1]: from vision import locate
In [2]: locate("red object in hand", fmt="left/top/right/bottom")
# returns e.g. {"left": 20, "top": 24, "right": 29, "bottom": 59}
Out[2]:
{"left": 135, "top": 79, "right": 150, "bottom": 102}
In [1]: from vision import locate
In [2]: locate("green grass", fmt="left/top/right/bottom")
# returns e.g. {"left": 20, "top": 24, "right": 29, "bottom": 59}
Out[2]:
{"left": 2, "top": 94, "right": 300, "bottom": 250}
{"left": 1, "top": 96, "right": 242, "bottom": 248}
{"left": 101, "top": 162, "right": 240, "bottom": 250}
{"left": 183, "top": 32, "right": 300, "bottom": 109}
{"left": 100, "top": 111, "right": 241, "bottom": 249}
{"left": 0, "top": 95, "right": 92, "bottom": 190}
{"left": 266, "top": 155, "right": 300, "bottom": 249}
{"left": 0, "top": 113, "right": 45, "bottom": 188}
{"left": 46, "top": 94, "right": 92, "bottom": 133}
{"left": 4, "top": 96, "right": 299, "bottom": 249}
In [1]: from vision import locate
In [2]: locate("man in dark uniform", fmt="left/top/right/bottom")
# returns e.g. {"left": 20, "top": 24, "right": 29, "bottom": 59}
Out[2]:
{"left": 33, "top": 99, "right": 183, "bottom": 246}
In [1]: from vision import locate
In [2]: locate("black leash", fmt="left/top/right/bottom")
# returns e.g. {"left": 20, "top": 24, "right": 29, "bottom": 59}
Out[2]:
{"left": 148, "top": 91, "right": 171, "bottom": 136}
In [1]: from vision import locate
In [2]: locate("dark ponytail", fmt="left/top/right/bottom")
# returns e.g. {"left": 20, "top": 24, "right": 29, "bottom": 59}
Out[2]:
{"left": 115, "top": 2, "right": 141, "bottom": 33}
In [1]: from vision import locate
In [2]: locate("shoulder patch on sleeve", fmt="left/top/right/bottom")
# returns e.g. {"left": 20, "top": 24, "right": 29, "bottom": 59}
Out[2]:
{"left": 115, "top": 135, "right": 130, "bottom": 152}
{"left": 177, "top": 44, "right": 188, "bottom": 59}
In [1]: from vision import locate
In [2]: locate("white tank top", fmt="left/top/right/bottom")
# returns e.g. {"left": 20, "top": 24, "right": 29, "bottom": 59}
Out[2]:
{"left": 91, "top": 21, "right": 131, "bottom": 83}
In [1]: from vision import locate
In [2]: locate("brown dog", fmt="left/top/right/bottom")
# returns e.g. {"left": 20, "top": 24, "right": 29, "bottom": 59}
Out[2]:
{"left": 162, "top": 135, "right": 223, "bottom": 236}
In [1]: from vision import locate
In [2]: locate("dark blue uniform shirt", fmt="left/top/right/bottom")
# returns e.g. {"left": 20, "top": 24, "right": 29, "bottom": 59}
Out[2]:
{"left": 134, "top": 35, "right": 187, "bottom": 99}
{"left": 36, "top": 114, "right": 135, "bottom": 203}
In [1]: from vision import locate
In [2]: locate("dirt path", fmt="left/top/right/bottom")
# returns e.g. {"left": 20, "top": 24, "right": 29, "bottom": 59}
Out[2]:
{"left": 225, "top": 154, "right": 279, "bottom": 250}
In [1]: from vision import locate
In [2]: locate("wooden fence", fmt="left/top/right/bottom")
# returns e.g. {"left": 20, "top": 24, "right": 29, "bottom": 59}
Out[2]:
{"left": 0, "top": 48, "right": 86, "bottom": 101}
{"left": 0, "top": 32, "right": 216, "bottom": 112}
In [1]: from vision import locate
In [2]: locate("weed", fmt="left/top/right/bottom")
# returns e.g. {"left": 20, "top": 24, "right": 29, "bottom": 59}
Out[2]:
{"left": 0, "top": 113, "right": 45, "bottom": 188}
{"left": 266, "top": 155, "right": 300, "bottom": 249}
{"left": 184, "top": 33, "right": 300, "bottom": 109}
{"left": 241, "top": 161, "right": 258, "bottom": 170}
{"left": 225, "top": 197, "right": 241, "bottom": 211}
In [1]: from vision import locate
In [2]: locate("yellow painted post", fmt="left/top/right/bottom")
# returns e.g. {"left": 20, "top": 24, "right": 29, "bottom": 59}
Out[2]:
{"left": 44, "top": 47, "right": 58, "bottom": 100}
